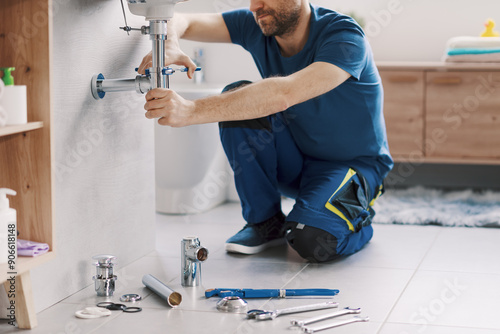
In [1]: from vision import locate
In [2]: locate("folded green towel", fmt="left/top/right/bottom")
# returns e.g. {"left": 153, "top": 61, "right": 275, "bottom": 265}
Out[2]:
{"left": 447, "top": 47, "right": 500, "bottom": 56}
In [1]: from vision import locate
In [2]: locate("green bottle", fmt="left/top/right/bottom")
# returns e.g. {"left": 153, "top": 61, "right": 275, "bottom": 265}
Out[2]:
{"left": 0, "top": 67, "right": 15, "bottom": 86}
{"left": 0, "top": 67, "right": 27, "bottom": 125}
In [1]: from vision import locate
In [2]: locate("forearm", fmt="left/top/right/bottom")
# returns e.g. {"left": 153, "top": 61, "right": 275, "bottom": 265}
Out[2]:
{"left": 191, "top": 78, "right": 291, "bottom": 124}
{"left": 189, "top": 61, "right": 351, "bottom": 125}
{"left": 170, "top": 13, "right": 231, "bottom": 43}
{"left": 166, "top": 14, "right": 189, "bottom": 45}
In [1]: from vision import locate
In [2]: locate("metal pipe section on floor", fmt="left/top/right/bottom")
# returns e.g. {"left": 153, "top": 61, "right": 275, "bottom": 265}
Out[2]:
{"left": 142, "top": 274, "right": 182, "bottom": 307}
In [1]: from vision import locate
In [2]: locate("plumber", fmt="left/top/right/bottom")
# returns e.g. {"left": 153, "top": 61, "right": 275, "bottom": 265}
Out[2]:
{"left": 139, "top": 0, "right": 394, "bottom": 262}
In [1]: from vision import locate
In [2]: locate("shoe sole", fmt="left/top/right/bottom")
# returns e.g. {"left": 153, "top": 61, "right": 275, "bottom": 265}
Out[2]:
{"left": 225, "top": 238, "right": 286, "bottom": 255}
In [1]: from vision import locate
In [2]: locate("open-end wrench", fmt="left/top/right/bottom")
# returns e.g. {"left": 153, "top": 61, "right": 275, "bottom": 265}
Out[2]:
{"left": 290, "top": 307, "right": 361, "bottom": 327}
{"left": 301, "top": 316, "right": 370, "bottom": 333}
{"left": 247, "top": 301, "right": 339, "bottom": 321}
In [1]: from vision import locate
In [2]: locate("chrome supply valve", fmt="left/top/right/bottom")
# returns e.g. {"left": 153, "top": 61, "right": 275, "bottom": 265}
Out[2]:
{"left": 92, "top": 254, "right": 117, "bottom": 297}
{"left": 181, "top": 237, "right": 208, "bottom": 287}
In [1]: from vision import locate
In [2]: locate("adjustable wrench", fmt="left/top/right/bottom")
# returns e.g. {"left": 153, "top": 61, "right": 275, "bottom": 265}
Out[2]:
{"left": 290, "top": 307, "right": 361, "bottom": 327}
{"left": 301, "top": 316, "right": 370, "bottom": 333}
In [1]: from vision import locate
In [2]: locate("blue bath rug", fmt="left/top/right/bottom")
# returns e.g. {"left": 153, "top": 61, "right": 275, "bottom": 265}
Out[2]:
{"left": 372, "top": 187, "right": 500, "bottom": 227}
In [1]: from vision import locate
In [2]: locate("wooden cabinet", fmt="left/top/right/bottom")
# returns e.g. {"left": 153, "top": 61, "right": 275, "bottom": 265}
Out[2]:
{"left": 426, "top": 71, "right": 500, "bottom": 160}
{"left": 0, "top": 0, "right": 54, "bottom": 329}
{"left": 379, "top": 62, "right": 500, "bottom": 164}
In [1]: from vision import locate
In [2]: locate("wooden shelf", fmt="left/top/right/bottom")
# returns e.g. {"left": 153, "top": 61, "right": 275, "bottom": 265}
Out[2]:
{"left": 377, "top": 61, "right": 500, "bottom": 71}
{"left": 0, "top": 122, "right": 44, "bottom": 138}
{"left": 1, "top": 0, "right": 53, "bottom": 328}
{"left": 1, "top": 252, "right": 55, "bottom": 283}
{"left": 393, "top": 156, "right": 500, "bottom": 165}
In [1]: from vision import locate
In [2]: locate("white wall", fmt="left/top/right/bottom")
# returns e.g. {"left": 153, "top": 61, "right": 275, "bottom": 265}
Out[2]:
{"left": 29, "top": 0, "right": 156, "bottom": 312}
{"left": 172, "top": 0, "right": 500, "bottom": 85}
{"left": 315, "top": 0, "right": 500, "bottom": 62}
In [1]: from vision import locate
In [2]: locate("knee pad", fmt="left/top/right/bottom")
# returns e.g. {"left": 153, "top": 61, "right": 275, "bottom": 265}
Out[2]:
{"left": 285, "top": 221, "right": 373, "bottom": 262}
{"left": 219, "top": 116, "right": 272, "bottom": 131}
{"left": 285, "top": 221, "right": 341, "bottom": 263}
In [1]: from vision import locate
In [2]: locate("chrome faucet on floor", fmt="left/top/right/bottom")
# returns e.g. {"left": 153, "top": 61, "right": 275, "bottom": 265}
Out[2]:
{"left": 181, "top": 237, "right": 208, "bottom": 286}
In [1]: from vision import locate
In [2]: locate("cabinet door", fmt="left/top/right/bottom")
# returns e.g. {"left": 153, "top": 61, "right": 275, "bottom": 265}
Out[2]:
{"left": 426, "top": 71, "right": 500, "bottom": 160}
{"left": 380, "top": 71, "right": 425, "bottom": 160}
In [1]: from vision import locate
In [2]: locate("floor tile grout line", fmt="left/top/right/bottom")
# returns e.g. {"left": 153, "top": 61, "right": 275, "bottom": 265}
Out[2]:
{"left": 280, "top": 263, "right": 310, "bottom": 289}
{"left": 88, "top": 311, "right": 127, "bottom": 334}
{"left": 375, "top": 228, "right": 443, "bottom": 334}
{"left": 384, "top": 320, "right": 500, "bottom": 331}
{"left": 423, "top": 226, "right": 444, "bottom": 252}
{"left": 409, "top": 227, "right": 444, "bottom": 274}
{"left": 404, "top": 269, "right": 500, "bottom": 276}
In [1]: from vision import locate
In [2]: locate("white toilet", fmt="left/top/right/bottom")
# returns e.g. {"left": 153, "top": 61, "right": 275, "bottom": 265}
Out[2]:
{"left": 154, "top": 84, "right": 238, "bottom": 214}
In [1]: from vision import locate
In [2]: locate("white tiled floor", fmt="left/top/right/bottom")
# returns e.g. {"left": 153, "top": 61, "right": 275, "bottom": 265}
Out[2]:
{"left": 2, "top": 200, "right": 500, "bottom": 334}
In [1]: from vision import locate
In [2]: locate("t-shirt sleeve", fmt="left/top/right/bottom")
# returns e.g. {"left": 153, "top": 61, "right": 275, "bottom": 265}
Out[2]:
{"left": 222, "top": 9, "right": 258, "bottom": 50}
{"left": 314, "top": 23, "right": 368, "bottom": 80}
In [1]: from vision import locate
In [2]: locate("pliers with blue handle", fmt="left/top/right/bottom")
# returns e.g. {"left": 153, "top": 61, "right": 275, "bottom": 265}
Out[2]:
{"left": 205, "top": 288, "right": 339, "bottom": 299}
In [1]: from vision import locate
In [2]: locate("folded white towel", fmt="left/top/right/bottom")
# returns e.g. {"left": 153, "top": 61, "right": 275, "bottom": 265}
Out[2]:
{"left": 446, "top": 36, "right": 500, "bottom": 49}
{"left": 444, "top": 53, "right": 500, "bottom": 63}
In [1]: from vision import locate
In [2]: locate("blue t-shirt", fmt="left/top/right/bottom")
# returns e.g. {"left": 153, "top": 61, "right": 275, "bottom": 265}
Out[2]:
{"left": 222, "top": 5, "right": 393, "bottom": 179}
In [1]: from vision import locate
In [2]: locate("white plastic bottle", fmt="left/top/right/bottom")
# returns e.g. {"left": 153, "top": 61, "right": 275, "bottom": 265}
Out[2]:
{"left": 193, "top": 48, "right": 205, "bottom": 85}
{"left": 0, "top": 188, "right": 17, "bottom": 265}
{"left": 0, "top": 79, "right": 6, "bottom": 126}
{"left": 0, "top": 67, "right": 28, "bottom": 125}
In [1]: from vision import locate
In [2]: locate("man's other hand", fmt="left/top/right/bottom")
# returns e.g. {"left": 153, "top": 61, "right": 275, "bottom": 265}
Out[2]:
{"left": 138, "top": 46, "right": 197, "bottom": 79}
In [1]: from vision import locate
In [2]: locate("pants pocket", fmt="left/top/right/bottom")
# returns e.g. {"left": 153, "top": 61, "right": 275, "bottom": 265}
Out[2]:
{"left": 325, "top": 168, "right": 378, "bottom": 232}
